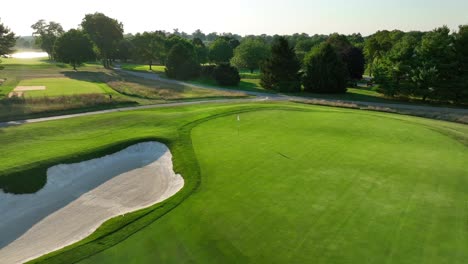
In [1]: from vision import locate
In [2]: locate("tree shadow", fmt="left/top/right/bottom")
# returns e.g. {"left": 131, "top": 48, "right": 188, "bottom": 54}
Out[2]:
{"left": 60, "top": 71, "right": 118, "bottom": 83}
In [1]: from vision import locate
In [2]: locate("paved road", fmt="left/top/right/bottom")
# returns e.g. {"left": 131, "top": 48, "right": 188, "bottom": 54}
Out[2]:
{"left": 1, "top": 70, "right": 466, "bottom": 128}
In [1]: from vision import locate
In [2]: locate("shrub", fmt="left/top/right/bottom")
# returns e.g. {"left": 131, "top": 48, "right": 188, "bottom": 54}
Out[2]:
{"left": 213, "top": 64, "right": 240, "bottom": 86}
{"left": 200, "top": 65, "right": 216, "bottom": 79}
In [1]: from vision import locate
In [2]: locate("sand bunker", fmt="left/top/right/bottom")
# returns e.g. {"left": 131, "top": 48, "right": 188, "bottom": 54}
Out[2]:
{"left": 14, "top": 86, "right": 46, "bottom": 91}
{"left": 0, "top": 142, "right": 184, "bottom": 264}
{"left": 8, "top": 86, "right": 46, "bottom": 97}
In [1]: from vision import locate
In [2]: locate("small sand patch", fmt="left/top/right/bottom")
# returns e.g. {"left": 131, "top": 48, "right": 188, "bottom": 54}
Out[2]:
{"left": 14, "top": 86, "right": 46, "bottom": 92}
{"left": 8, "top": 91, "right": 24, "bottom": 98}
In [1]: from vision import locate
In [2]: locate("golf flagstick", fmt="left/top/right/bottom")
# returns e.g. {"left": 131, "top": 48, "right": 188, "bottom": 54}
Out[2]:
{"left": 237, "top": 115, "right": 240, "bottom": 136}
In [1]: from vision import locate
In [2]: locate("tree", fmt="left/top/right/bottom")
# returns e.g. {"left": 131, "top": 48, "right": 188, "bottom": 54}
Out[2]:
{"left": 193, "top": 37, "right": 208, "bottom": 64}
{"left": 116, "top": 38, "right": 134, "bottom": 62}
{"left": 260, "top": 37, "right": 301, "bottom": 92}
{"left": 303, "top": 43, "right": 347, "bottom": 93}
{"left": 328, "top": 34, "right": 364, "bottom": 80}
{"left": 0, "top": 21, "right": 16, "bottom": 56}
{"left": 416, "top": 26, "right": 456, "bottom": 100}
{"left": 192, "top": 29, "right": 206, "bottom": 41}
{"left": 81, "top": 13, "right": 124, "bottom": 68}
{"left": 31, "top": 20, "right": 64, "bottom": 60}
{"left": 342, "top": 47, "right": 365, "bottom": 79}
{"left": 132, "top": 32, "right": 166, "bottom": 70}
{"left": 410, "top": 63, "right": 439, "bottom": 101}
{"left": 206, "top": 32, "right": 218, "bottom": 42}
{"left": 53, "top": 29, "right": 95, "bottom": 70}
{"left": 453, "top": 25, "right": 468, "bottom": 102}
{"left": 209, "top": 38, "right": 233, "bottom": 64}
{"left": 364, "top": 30, "right": 403, "bottom": 76}
{"left": 165, "top": 43, "right": 200, "bottom": 80}
{"left": 213, "top": 63, "right": 240, "bottom": 86}
{"left": 231, "top": 38, "right": 270, "bottom": 73}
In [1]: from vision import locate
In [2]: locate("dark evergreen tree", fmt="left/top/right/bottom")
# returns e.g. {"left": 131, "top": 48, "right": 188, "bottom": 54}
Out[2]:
{"left": 303, "top": 43, "right": 348, "bottom": 93}
{"left": 165, "top": 43, "right": 200, "bottom": 80}
{"left": 343, "top": 47, "right": 365, "bottom": 79}
{"left": 260, "top": 37, "right": 301, "bottom": 92}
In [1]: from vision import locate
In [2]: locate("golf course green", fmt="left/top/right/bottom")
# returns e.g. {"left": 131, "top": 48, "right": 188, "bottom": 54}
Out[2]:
{"left": 1, "top": 102, "right": 466, "bottom": 263}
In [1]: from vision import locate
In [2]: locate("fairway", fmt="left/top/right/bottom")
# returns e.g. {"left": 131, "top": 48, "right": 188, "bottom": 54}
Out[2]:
{"left": 16, "top": 78, "right": 116, "bottom": 97}
{"left": 34, "top": 104, "right": 463, "bottom": 264}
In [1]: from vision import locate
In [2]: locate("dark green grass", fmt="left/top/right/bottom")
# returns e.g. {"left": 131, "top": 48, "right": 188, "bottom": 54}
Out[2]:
{"left": 0, "top": 102, "right": 464, "bottom": 263}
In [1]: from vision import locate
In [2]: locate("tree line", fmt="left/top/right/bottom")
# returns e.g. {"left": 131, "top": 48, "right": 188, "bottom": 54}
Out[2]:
{"left": 1, "top": 14, "right": 467, "bottom": 103}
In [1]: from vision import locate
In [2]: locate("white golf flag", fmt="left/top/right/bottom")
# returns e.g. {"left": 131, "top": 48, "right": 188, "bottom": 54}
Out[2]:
{"left": 237, "top": 115, "right": 240, "bottom": 121}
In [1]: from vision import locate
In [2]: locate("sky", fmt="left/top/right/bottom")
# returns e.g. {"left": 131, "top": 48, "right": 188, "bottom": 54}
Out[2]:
{"left": 1, "top": 0, "right": 467, "bottom": 36}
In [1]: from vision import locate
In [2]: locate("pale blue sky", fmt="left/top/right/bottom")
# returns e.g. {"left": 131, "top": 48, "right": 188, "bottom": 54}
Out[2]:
{"left": 2, "top": 0, "right": 467, "bottom": 36}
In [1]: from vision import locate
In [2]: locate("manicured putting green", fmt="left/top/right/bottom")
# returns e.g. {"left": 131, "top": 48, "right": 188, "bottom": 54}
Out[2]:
{"left": 81, "top": 109, "right": 468, "bottom": 263}
{"left": 16, "top": 78, "right": 116, "bottom": 97}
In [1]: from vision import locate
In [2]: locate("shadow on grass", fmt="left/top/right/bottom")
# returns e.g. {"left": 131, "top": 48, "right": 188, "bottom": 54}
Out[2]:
{"left": 60, "top": 71, "right": 118, "bottom": 84}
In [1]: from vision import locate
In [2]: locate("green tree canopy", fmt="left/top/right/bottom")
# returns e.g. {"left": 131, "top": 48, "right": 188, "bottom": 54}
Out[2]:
{"left": 303, "top": 43, "right": 347, "bottom": 93}
{"left": 31, "top": 20, "right": 64, "bottom": 60}
{"left": 54, "top": 29, "right": 95, "bottom": 70}
{"left": 132, "top": 32, "right": 166, "bottom": 70}
{"left": 193, "top": 37, "right": 208, "bottom": 64}
{"left": 116, "top": 38, "right": 134, "bottom": 62}
{"left": 230, "top": 38, "right": 270, "bottom": 73}
{"left": 209, "top": 38, "right": 234, "bottom": 64}
{"left": 165, "top": 43, "right": 200, "bottom": 80}
{"left": 260, "top": 37, "right": 301, "bottom": 92}
{"left": 0, "top": 21, "right": 16, "bottom": 56}
{"left": 81, "top": 13, "right": 123, "bottom": 68}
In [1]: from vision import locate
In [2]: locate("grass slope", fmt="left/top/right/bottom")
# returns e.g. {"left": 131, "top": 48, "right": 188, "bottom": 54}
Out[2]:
{"left": 78, "top": 107, "right": 468, "bottom": 264}
{"left": 0, "top": 102, "right": 464, "bottom": 263}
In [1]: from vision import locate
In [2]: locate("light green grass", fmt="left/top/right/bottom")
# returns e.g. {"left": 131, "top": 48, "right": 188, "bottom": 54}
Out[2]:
{"left": 0, "top": 102, "right": 465, "bottom": 263}
{"left": 120, "top": 64, "right": 166, "bottom": 74}
{"left": 1, "top": 57, "right": 50, "bottom": 65}
{"left": 80, "top": 107, "right": 468, "bottom": 264}
{"left": 16, "top": 78, "right": 117, "bottom": 98}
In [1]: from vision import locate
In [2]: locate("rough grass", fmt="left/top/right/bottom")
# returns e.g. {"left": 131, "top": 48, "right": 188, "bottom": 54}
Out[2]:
{"left": 0, "top": 102, "right": 465, "bottom": 263}
{"left": 0, "top": 94, "right": 136, "bottom": 122}
{"left": 108, "top": 74, "right": 245, "bottom": 101}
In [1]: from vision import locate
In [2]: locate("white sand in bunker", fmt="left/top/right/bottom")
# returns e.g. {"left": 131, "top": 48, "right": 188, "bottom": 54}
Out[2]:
{"left": 14, "top": 86, "right": 46, "bottom": 91}
{"left": 8, "top": 86, "right": 46, "bottom": 97}
{"left": 0, "top": 142, "right": 184, "bottom": 264}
